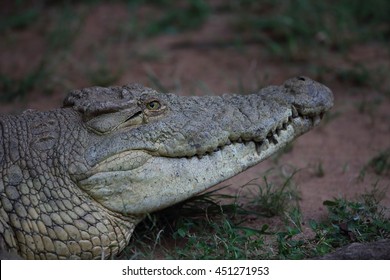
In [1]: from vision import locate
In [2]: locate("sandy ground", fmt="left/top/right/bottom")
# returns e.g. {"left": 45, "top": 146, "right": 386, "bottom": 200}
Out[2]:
{"left": 1, "top": 2, "right": 389, "bottom": 251}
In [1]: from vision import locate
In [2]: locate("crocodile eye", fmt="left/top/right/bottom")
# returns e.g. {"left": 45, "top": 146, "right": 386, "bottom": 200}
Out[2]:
{"left": 145, "top": 100, "right": 161, "bottom": 110}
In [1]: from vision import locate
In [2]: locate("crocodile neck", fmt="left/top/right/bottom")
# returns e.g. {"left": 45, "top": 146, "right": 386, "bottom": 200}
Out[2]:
{"left": 0, "top": 111, "right": 140, "bottom": 259}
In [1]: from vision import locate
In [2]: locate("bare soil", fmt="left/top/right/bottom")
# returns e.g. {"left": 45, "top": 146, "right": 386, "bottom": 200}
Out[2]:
{"left": 1, "top": 2, "right": 389, "bottom": 255}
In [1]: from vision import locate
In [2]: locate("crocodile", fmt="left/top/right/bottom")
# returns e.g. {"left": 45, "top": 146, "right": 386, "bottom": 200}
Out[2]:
{"left": 0, "top": 76, "right": 333, "bottom": 259}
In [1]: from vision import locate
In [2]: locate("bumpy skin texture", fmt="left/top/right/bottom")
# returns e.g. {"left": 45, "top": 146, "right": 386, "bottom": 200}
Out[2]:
{"left": 0, "top": 77, "right": 333, "bottom": 259}
{"left": 0, "top": 110, "right": 136, "bottom": 259}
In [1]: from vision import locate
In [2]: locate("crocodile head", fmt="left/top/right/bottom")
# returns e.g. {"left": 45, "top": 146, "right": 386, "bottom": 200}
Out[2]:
{"left": 64, "top": 76, "right": 333, "bottom": 216}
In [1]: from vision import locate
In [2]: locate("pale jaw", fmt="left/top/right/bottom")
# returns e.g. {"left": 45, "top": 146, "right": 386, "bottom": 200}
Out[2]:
{"left": 78, "top": 117, "right": 312, "bottom": 215}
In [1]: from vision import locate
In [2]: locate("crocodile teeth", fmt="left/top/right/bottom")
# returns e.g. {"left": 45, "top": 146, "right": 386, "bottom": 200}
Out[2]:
{"left": 291, "top": 106, "right": 299, "bottom": 118}
{"left": 313, "top": 115, "right": 321, "bottom": 126}
{"left": 256, "top": 141, "right": 267, "bottom": 155}
{"left": 268, "top": 134, "right": 278, "bottom": 144}
{"left": 264, "top": 139, "right": 270, "bottom": 148}
{"left": 190, "top": 108, "right": 326, "bottom": 159}
{"left": 266, "top": 129, "right": 277, "bottom": 139}
{"left": 255, "top": 141, "right": 264, "bottom": 155}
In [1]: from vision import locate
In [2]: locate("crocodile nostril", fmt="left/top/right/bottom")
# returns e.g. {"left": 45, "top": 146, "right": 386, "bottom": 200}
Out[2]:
{"left": 298, "top": 76, "right": 306, "bottom": 81}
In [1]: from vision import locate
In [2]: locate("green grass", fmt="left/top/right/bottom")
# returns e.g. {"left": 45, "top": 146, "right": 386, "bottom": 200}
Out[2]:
{"left": 0, "top": 62, "right": 48, "bottom": 102}
{"left": 313, "top": 161, "right": 325, "bottom": 178}
{"left": 144, "top": 0, "right": 210, "bottom": 37}
{"left": 336, "top": 64, "right": 390, "bottom": 96}
{"left": 6, "top": 0, "right": 386, "bottom": 46}
{"left": 0, "top": 1, "right": 41, "bottom": 32}
{"left": 229, "top": 0, "right": 390, "bottom": 56}
{"left": 312, "top": 184, "right": 389, "bottom": 244}
{"left": 120, "top": 186, "right": 271, "bottom": 259}
{"left": 86, "top": 52, "right": 123, "bottom": 87}
{"left": 45, "top": 5, "right": 84, "bottom": 51}
{"left": 1, "top": 0, "right": 389, "bottom": 104}
{"left": 270, "top": 182, "right": 390, "bottom": 259}
{"left": 0, "top": 2, "right": 86, "bottom": 102}
{"left": 336, "top": 64, "right": 373, "bottom": 87}
{"left": 125, "top": 0, "right": 210, "bottom": 38}
{"left": 360, "top": 148, "right": 390, "bottom": 179}
{"left": 121, "top": 171, "right": 389, "bottom": 260}
{"left": 246, "top": 170, "right": 300, "bottom": 217}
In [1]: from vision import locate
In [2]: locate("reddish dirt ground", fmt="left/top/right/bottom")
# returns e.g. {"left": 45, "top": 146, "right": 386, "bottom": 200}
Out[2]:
{"left": 1, "top": 2, "right": 389, "bottom": 256}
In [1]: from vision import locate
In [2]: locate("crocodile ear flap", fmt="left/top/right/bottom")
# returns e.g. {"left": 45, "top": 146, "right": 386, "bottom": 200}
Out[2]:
{"left": 63, "top": 86, "right": 137, "bottom": 121}
{"left": 85, "top": 111, "right": 132, "bottom": 134}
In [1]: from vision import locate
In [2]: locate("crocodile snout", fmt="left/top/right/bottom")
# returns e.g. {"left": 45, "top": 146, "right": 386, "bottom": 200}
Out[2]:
{"left": 285, "top": 76, "right": 334, "bottom": 116}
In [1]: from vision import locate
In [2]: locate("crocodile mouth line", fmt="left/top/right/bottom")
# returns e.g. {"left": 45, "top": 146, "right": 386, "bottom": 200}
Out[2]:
{"left": 188, "top": 106, "right": 325, "bottom": 159}
{"left": 86, "top": 106, "right": 325, "bottom": 176}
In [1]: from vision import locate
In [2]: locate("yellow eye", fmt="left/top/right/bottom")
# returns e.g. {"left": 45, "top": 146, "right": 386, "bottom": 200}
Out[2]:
{"left": 146, "top": 100, "right": 161, "bottom": 110}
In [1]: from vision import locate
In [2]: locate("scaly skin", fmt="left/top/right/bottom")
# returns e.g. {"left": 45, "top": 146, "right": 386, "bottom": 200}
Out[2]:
{"left": 0, "top": 76, "right": 333, "bottom": 259}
